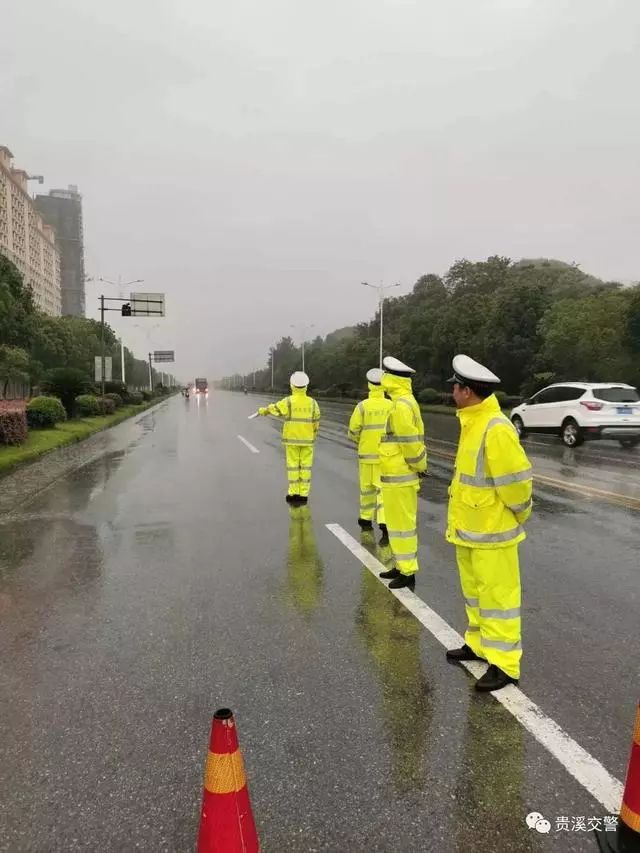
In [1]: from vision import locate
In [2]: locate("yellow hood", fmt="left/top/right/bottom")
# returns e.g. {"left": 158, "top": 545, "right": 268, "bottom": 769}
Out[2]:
{"left": 381, "top": 373, "right": 413, "bottom": 400}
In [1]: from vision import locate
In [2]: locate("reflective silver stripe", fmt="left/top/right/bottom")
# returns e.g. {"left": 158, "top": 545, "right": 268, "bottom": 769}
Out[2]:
{"left": 406, "top": 449, "right": 426, "bottom": 465}
{"left": 381, "top": 434, "right": 424, "bottom": 443}
{"left": 465, "top": 596, "right": 479, "bottom": 608}
{"left": 466, "top": 625, "right": 480, "bottom": 632}
{"left": 481, "top": 637, "right": 522, "bottom": 652}
{"left": 479, "top": 607, "right": 521, "bottom": 619}
{"left": 358, "top": 453, "right": 379, "bottom": 460}
{"left": 387, "top": 529, "right": 417, "bottom": 539}
{"left": 284, "top": 439, "right": 314, "bottom": 445}
{"left": 459, "top": 468, "right": 532, "bottom": 488}
{"left": 360, "top": 501, "right": 377, "bottom": 509}
{"left": 455, "top": 526, "right": 524, "bottom": 544}
{"left": 286, "top": 397, "right": 292, "bottom": 420}
{"left": 394, "top": 551, "right": 417, "bottom": 561}
{"left": 381, "top": 473, "right": 418, "bottom": 484}
{"left": 362, "top": 423, "right": 387, "bottom": 430}
{"left": 288, "top": 417, "right": 315, "bottom": 423}
{"left": 507, "top": 499, "right": 532, "bottom": 514}
{"left": 357, "top": 402, "right": 365, "bottom": 416}
{"left": 300, "top": 466, "right": 313, "bottom": 471}
{"left": 287, "top": 467, "right": 299, "bottom": 471}
{"left": 360, "top": 488, "right": 377, "bottom": 496}
{"left": 397, "top": 397, "right": 420, "bottom": 427}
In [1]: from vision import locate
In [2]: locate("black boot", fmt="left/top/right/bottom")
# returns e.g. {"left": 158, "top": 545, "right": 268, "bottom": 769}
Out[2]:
{"left": 446, "top": 644, "right": 483, "bottom": 663}
{"left": 358, "top": 518, "right": 374, "bottom": 530}
{"left": 379, "top": 567, "right": 400, "bottom": 580}
{"left": 388, "top": 573, "right": 415, "bottom": 591}
{"left": 475, "top": 664, "right": 519, "bottom": 693}
{"left": 285, "top": 494, "right": 296, "bottom": 503}
{"left": 378, "top": 524, "right": 389, "bottom": 546}
{"left": 297, "top": 496, "right": 308, "bottom": 505}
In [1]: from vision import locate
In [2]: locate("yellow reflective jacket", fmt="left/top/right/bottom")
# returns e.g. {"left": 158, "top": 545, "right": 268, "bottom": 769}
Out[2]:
{"left": 378, "top": 374, "right": 427, "bottom": 487}
{"left": 447, "top": 394, "right": 533, "bottom": 549}
{"left": 348, "top": 385, "right": 393, "bottom": 460}
{"left": 263, "top": 386, "right": 320, "bottom": 446}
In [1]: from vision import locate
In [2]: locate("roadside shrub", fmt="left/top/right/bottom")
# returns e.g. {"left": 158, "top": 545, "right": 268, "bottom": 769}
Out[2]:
{"left": 495, "top": 391, "right": 523, "bottom": 410}
{"left": 105, "top": 392, "right": 123, "bottom": 409}
{"left": 103, "top": 381, "right": 127, "bottom": 397}
{"left": 0, "top": 410, "right": 28, "bottom": 445}
{"left": 418, "top": 388, "right": 441, "bottom": 404}
{"left": 128, "top": 390, "right": 143, "bottom": 405}
{"left": 75, "top": 394, "right": 100, "bottom": 416}
{"left": 96, "top": 396, "right": 116, "bottom": 415}
{"left": 26, "top": 396, "right": 67, "bottom": 428}
{"left": 440, "top": 392, "right": 455, "bottom": 407}
{"left": 42, "top": 367, "right": 93, "bottom": 416}
{"left": 142, "top": 390, "right": 153, "bottom": 402}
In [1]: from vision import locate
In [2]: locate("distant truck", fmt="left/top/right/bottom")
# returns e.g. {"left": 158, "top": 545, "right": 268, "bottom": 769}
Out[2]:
{"left": 194, "top": 378, "right": 208, "bottom": 395}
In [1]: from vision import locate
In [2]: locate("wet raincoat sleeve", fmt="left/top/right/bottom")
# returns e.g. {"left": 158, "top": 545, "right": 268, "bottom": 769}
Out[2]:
{"left": 259, "top": 397, "right": 289, "bottom": 417}
{"left": 313, "top": 400, "right": 321, "bottom": 438}
{"left": 391, "top": 401, "right": 427, "bottom": 473}
{"left": 348, "top": 402, "right": 363, "bottom": 443}
{"left": 486, "top": 424, "right": 533, "bottom": 524}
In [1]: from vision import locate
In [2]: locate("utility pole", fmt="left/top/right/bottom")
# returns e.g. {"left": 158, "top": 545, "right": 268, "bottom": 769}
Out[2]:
{"left": 100, "top": 294, "right": 106, "bottom": 397}
{"left": 271, "top": 351, "right": 274, "bottom": 390}
{"left": 290, "top": 324, "right": 314, "bottom": 373}
{"left": 148, "top": 353, "right": 153, "bottom": 391}
{"left": 361, "top": 281, "right": 401, "bottom": 368}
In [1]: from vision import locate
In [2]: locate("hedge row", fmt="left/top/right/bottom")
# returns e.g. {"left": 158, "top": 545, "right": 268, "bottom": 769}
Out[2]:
{"left": 0, "top": 410, "right": 28, "bottom": 446}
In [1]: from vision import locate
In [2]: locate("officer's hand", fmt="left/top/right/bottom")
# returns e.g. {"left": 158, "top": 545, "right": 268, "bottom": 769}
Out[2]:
{"left": 417, "top": 471, "right": 427, "bottom": 479}
{"left": 258, "top": 407, "right": 267, "bottom": 416}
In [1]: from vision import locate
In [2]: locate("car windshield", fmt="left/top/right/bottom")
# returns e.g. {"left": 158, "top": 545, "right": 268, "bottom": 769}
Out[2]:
{"left": 592, "top": 387, "right": 639, "bottom": 403}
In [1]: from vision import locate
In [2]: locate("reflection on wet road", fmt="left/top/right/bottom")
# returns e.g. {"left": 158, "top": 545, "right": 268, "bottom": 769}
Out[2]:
{"left": 0, "top": 393, "right": 635, "bottom": 852}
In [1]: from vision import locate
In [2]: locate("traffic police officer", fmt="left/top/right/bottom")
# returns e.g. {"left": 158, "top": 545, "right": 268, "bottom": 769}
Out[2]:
{"left": 258, "top": 371, "right": 321, "bottom": 504}
{"left": 445, "top": 355, "right": 533, "bottom": 691}
{"left": 348, "top": 368, "right": 393, "bottom": 542}
{"left": 377, "top": 356, "right": 427, "bottom": 590}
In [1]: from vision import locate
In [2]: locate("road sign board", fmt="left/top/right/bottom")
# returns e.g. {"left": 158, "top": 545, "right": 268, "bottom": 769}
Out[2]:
{"left": 130, "top": 292, "right": 165, "bottom": 317}
{"left": 95, "top": 356, "right": 112, "bottom": 382}
{"left": 153, "top": 350, "right": 175, "bottom": 363}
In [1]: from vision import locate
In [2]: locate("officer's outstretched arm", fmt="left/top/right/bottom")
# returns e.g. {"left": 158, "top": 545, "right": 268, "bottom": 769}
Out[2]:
{"left": 486, "top": 425, "right": 533, "bottom": 523}
{"left": 393, "top": 403, "right": 427, "bottom": 473}
{"left": 260, "top": 397, "right": 289, "bottom": 417}
{"left": 348, "top": 402, "right": 363, "bottom": 443}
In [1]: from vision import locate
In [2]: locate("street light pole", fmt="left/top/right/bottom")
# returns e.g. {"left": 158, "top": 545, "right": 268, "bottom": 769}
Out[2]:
{"left": 99, "top": 276, "right": 144, "bottom": 385}
{"left": 362, "top": 281, "right": 401, "bottom": 368}
{"left": 100, "top": 294, "right": 105, "bottom": 397}
{"left": 291, "top": 323, "right": 315, "bottom": 372}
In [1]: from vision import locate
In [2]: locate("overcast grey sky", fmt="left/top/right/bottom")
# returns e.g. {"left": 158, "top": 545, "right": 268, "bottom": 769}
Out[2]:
{"left": 3, "top": 0, "right": 639, "bottom": 378}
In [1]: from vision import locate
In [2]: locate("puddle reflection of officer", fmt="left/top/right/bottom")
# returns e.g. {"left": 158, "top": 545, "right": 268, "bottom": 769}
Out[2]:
{"left": 356, "top": 567, "right": 432, "bottom": 795}
{"left": 452, "top": 696, "right": 534, "bottom": 852}
{"left": 286, "top": 505, "right": 323, "bottom": 614}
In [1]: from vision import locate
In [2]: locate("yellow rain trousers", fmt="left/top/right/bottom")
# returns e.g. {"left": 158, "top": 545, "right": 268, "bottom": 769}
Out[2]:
{"left": 447, "top": 394, "right": 533, "bottom": 679}
{"left": 378, "top": 374, "right": 427, "bottom": 576}
{"left": 260, "top": 386, "right": 320, "bottom": 497}
{"left": 348, "top": 385, "right": 393, "bottom": 522}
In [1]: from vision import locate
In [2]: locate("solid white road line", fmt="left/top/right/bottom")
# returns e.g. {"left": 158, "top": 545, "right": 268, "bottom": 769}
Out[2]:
{"left": 326, "top": 522, "right": 624, "bottom": 815}
{"left": 237, "top": 435, "right": 260, "bottom": 454}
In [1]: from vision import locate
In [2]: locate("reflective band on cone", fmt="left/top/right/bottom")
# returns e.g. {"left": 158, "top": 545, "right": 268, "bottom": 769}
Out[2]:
{"left": 197, "top": 709, "right": 260, "bottom": 853}
{"left": 597, "top": 702, "right": 640, "bottom": 853}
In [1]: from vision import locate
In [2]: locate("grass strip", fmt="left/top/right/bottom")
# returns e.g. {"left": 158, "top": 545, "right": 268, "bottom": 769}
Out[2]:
{"left": 0, "top": 401, "right": 162, "bottom": 477}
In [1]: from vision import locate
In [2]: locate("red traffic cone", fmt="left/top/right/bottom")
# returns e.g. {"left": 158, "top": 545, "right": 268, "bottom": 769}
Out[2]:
{"left": 597, "top": 701, "right": 640, "bottom": 852}
{"left": 197, "top": 709, "right": 260, "bottom": 853}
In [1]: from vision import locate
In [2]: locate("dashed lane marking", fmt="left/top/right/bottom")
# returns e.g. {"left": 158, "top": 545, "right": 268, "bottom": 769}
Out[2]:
{"left": 237, "top": 435, "right": 260, "bottom": 454}
{"left": 326, "top": 522, "right": 624, "bottom": 815}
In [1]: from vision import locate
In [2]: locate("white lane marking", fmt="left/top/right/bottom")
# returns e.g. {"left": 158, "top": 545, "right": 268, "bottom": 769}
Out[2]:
{"left": 237, "top": 435, "right": 260, "bottom": 454}
{"left": 326, "top": 522, "right": 624, "bottom": 815}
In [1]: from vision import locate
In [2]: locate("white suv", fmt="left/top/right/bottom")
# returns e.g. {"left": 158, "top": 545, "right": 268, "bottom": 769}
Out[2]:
{"left": 510, "top": 382, "right": 640, "bottom": 448}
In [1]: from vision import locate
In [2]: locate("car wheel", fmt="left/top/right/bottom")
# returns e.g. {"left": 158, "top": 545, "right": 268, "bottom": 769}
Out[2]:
{"left": 511, "top": 416, "right": 526, "bottom": 439}
{"left": 619, "top": 437, "right": 640, "bottom": 449}
{"left": 561, "top": 418, "right": 583, "bottom": 448}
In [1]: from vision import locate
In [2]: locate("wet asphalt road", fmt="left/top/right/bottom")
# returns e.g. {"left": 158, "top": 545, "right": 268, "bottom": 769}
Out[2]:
{"left": 0, "top": 393, "right": 638, "bottom": 852}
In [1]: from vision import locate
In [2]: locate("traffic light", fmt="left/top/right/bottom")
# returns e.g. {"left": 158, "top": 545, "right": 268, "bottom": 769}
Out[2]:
{"left": 121, "top": 303, "right": 132, "bottom": 317}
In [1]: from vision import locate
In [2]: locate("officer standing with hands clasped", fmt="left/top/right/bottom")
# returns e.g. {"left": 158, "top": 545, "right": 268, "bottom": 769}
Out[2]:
{"left": 348, "top": 368, "right": 393, "bottom": 543}
{"left": 445, "top": 355, "right": 533, "bottom": 692}
{"left": 258, "top": 371, "right": 320, "bottom": 505}
{"left": 377, "top": 356, "right": 427, "bottom": 590}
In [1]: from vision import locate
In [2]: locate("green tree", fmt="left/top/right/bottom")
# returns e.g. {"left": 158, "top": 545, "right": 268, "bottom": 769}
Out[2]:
{"left": 0, "top": 345, "right": 30, "bottom": 397}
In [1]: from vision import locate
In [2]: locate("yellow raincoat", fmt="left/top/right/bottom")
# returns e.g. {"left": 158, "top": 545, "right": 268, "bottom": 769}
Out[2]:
{"left": 348, "top": 383, "right": 393, "bottom": 522}
{"left": 447, "top": 393, "right": 533, "bottom": 678}
{"left": 259, "top": 386, "right": 320, "bottom": 497}
{"left": 378, "top": 373, "right": 427, "bottom": 576}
